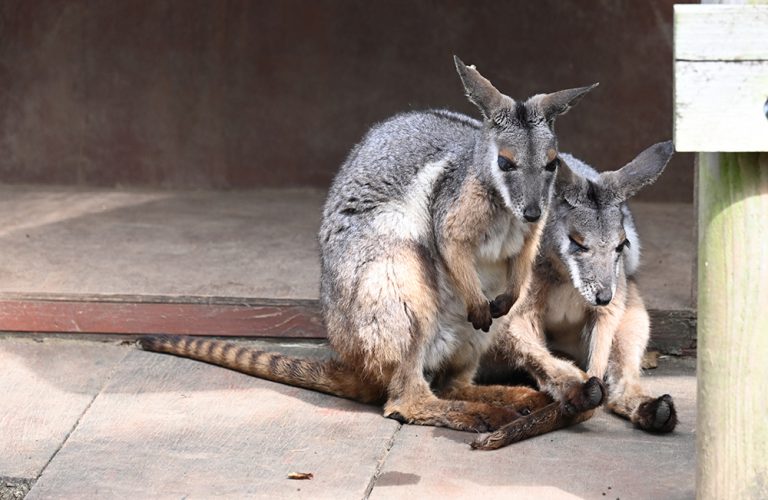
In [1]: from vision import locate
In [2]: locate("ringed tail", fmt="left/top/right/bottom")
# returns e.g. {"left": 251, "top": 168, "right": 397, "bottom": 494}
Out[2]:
{"left": 136, "top": 335, "right": 382, "bottom": 404}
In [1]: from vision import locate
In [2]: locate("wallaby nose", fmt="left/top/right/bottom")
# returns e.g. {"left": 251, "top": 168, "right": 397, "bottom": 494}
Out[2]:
{"left": 595, "top": 289, "right": 613, "bottom": 306}
{"left": 523, "top": 204, "right": 541, "bottom": 223}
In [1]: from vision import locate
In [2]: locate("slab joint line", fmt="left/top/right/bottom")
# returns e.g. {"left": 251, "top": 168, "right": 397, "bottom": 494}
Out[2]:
{"left": 30, "top": 348, "right": 130, "bottom": 487}
{"left": 362, "top": 423, "right": 403, "bottom": 500}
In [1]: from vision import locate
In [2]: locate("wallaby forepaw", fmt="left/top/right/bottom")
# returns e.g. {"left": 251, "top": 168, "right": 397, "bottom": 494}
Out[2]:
{"left": 467, "top": 301, "right": 493, "bottom": 332}
{"left": 489, "top": 293, "right": 515, "bottom": 319}
{"left": 634, "top": 394, "right": 677, "bottom": 433}
{"left": 562, "top": 376, "right": 606, "bottom": 416}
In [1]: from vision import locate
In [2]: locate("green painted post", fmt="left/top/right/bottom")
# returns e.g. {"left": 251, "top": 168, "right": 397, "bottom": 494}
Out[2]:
{"left": 696, "top": 152, "right": 768, "bottom": 498}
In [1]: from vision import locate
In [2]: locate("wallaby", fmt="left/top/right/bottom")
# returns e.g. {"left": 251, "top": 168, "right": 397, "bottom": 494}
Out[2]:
{"left": 484, "top": 141, "right": 678, "bottom": 440}
{"left": 139, "top": 56, "right": 604, "bottom": 436}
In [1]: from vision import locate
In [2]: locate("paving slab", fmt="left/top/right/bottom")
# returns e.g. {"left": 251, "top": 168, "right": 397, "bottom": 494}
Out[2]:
{"left": 3, "top": 338, "right": 696, "bottom": 499}
{"left": 369, "top": 357, "right": 696, "bottom": 500}
{"left": 26, "top": 345, "right": 399, "bottom": 500}
{"left": 0, "top": 185, "right": 693, "bottom": 310}
{"left": 0, "top": 339, "right": 126, "bottom": 479}
{"left": 0, "top": 185, "right": 324, "bottom": 300}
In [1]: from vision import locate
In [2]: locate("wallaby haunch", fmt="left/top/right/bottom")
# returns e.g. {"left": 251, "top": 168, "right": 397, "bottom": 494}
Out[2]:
{"left": 139, "top": 56, "right": 604, "bottom": 440}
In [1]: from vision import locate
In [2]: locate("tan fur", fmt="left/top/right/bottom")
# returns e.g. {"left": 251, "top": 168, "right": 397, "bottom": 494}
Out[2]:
{"left": 471, "top": 378, "right": 604, "bottom": 450}
{"left": 587, "top": 276, "right": 627, "bottom": 379}
{"left": 490, "top": 252, "right": 674, "bottom": 431}
{"left": 350, "top": 241, "right": 438, "bottom": 381}
{"left": 139, "top": 62, "right": 602, "bottom": 441}
{"left": 504, "top": 215, "right": 546, "bottom": 305}
{"left": 442, "top": 176, "right": 497, "bottom": 314}
{"left": 138, "top": 192, "right": 555, "bottom": 436}
{"left": 605, "top": 282, "right": 654, "bottom": 419}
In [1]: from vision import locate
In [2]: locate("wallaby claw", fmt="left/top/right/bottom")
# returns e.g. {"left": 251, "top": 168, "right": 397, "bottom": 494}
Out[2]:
{"left": 385, "top": 411, "right": 408, "bottom": 424}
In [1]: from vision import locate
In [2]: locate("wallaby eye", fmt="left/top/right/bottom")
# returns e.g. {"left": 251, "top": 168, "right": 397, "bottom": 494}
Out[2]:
{"left": 616, "top": 239, "right": 630, "bottom": 253}
{"left": 497, "top": 156, "right": 517, "bottom": 172}
{"left": 568, "top": 235, "right": 589, "bottom": 253}
{"left": 544, "top": 158, "right": 560, "bottom": 172}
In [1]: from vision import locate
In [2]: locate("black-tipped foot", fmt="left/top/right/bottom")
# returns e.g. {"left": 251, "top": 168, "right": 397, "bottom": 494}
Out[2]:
{"left": 635, "top": 394, "right": 677, "bottom": 433}
{"left": 562, "top": 377, "right": 606, "bottom": 416}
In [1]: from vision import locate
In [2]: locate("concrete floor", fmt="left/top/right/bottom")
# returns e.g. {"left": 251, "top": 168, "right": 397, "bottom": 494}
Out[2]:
{"left": 0, "top": 185, "right": 698, "bottom": 498}
{"left": 0, "top": 185, "right": 694, "bottom": 312}
{"left": 0, "top": 336, "right": 696, "bottom": 500}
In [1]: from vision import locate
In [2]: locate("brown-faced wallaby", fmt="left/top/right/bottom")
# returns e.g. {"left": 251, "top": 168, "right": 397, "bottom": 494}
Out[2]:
{"left": 138, "top": 56, "right": 605, "bottom": 437}
{"left": 478, "top": 141, "right": 677, "bottom": 448}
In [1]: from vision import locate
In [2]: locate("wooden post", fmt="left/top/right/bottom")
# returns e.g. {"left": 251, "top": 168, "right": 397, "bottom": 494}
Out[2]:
{"left": 674, "top": 4, "right": 768, "bottom": 498}
{"left": 697, "top": 152, "right": 768, "bottom": 498}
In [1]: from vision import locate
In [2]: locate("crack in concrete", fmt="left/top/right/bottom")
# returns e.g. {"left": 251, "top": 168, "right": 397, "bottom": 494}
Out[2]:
{"left": 26, "top": 347, "right": 130, "bottom": 495}
{"left": 362, "top": 422, "right": 403, "bottom": 500}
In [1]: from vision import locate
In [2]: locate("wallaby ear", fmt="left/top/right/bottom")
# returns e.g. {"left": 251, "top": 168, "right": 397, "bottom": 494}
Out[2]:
{"left": 454, "top": 56, "right": 509, "bottom": 120}
{"left": 555, "top": 157, "right": 590, "bottom": 207}
{"left": 600, "top": 141, "right": 674, "bottom": 203}
{"left": 538, "top": 83, "right": 599, "bottom": 124}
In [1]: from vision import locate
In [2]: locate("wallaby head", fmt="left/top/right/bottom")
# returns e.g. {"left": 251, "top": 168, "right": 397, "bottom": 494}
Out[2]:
{"left": 454, "top": 55, "right": 597, "bottom": 224}
{"left": 549, "top": 141, "right": 674, "bottom": 307}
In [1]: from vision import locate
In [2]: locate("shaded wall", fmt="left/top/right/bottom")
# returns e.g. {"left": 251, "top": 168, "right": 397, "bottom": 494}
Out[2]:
{"left": 0, "top": 0, "right": 694, "bottom": 201}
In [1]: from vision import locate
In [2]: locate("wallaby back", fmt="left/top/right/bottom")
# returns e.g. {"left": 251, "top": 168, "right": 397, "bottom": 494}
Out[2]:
{"left": 137, "top": 336, "right": 385, "bottom": 404}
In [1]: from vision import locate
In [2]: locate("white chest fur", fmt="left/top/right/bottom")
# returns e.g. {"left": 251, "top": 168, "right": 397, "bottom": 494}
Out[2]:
{"left": 544, "top": 283, "right": 588, "bottom": 331}
{"left": 476, "top": 212, "right": 529, "bottom": 263}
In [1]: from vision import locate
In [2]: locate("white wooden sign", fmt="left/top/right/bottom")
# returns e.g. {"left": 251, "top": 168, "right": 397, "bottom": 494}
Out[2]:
{"left": 674, "top": 5, "right": 768, "bottom": 152}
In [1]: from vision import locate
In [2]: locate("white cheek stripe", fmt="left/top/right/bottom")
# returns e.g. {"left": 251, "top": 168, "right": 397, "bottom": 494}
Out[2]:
{"left": 489, "top": 143, "right": 513, "bottom": 209}
{"left": 561, "top": 238, "right": 597, "bottom": 304}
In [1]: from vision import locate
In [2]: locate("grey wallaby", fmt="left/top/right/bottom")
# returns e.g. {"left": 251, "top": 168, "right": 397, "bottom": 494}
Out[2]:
{"left": 139, "top": 56, "right": 604, "bottom": 440}
{"left": 479, "top": 141, "right": 677, "bottom": 449}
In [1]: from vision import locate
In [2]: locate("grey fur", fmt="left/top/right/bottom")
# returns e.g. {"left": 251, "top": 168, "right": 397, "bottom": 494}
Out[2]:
{"left": 493, "top": 142, "right": 679, "bottom": 433}
{"left": 537, "top": 83, "right": 600, "bottom": 125}
{"left": 318, "top": 57, "right": 596, "bottom": 393}
{"left": 545, "top": 141, "right": 674, "bottom": 306}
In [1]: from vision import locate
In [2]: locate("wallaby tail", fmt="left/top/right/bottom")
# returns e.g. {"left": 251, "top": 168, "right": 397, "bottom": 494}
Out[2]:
{"left": 471, "top": 376, "right": 605, "bottom": 450}
{"left": 136, "top": 335, "right": 383, "bottom": 404}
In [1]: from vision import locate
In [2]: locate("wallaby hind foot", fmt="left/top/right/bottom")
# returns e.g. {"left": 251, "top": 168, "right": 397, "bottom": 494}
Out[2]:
{"left": 384, "top": 397, "right": 522, "bottom": 433}
{"left": 436, "top": 384, "right": 552, "bottom": 412}
{"left": 633, "top": 394, "right": 677, "bottom": 433}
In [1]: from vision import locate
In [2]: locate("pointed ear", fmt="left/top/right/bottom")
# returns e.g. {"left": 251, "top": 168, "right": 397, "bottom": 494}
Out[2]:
{"left": 538, "top": 83, "right": 599, "bottom": 124}
{"left": 555, "top": 157, "right": 590, "bottom": 207}
{"left": 454, "top": 55, "right": 510, "bottom": 120}
{"left": 600, "top": 141, "right": 674, "bottom": 202}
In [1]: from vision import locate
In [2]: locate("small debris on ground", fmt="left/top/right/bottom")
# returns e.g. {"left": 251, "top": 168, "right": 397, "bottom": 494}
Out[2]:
{"left": 641, "top": 351, "right": 660, "bottom": 369}
{"left": 287, "top": 472, "right": 314, "bottom": 480}
{"left": 0, "top": 477, "right": 32, "bottom": 500}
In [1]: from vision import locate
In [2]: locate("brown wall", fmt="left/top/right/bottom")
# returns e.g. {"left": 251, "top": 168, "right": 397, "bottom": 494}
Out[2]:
{"left": 0, "top": 0, "right": 693, "bottom": 201}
